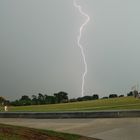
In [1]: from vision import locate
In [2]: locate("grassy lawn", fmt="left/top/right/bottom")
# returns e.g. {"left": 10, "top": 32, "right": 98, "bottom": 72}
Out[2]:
{"left": 8, "top": 97, "right": 140, "bottom": 112}
{"left": 0, "top": 123, "right": 83, "bottom": 140}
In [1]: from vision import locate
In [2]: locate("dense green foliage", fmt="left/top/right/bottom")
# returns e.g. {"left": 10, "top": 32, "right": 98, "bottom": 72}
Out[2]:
{"left": 11, "top": 91, "right": 69, "bottom": 106}
{"left": 10, "top": 92, "right": 100, "bottom": 106}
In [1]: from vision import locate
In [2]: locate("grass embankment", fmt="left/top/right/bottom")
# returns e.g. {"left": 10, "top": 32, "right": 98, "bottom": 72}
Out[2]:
{"left": 9, "top": 97, "right": 140, "bottom": 112}
{"left": 0, "top": 123, "right": 95, "bottom": 140}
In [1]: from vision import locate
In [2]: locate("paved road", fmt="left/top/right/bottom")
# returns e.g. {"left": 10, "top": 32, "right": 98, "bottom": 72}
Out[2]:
{"left": 0, "top": 118, "right": 140, "bottom": 140}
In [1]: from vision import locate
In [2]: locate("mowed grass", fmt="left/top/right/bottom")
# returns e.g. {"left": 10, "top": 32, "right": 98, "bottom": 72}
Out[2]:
{"left": 9, "top": 97, "right": 140, "bottom": 112}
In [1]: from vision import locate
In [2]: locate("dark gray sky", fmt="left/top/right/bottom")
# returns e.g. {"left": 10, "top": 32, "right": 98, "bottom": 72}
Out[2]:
{"left": 0, "top": 0, "right": 139, "bottom": 100}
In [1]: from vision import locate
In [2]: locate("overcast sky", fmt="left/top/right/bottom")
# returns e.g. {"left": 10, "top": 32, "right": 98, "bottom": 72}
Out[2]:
{"left": 0, "top": 0, "right": 140, "bottom": 100}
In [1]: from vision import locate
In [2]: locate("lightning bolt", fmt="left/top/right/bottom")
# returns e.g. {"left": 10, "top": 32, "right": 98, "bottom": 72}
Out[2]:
{"left": 73, "top": 0, "right": 90, "bottom": 97}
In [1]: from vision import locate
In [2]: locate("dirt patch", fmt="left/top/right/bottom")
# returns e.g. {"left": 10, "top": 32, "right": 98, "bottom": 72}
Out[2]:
{"left": 79, "top": 136, "right": 101, "bottom": 140}
{"left": 0, "top": 125, "right": 64, "bottom": 140}
{"left": 16, "top": 128, "right": 65, "bottom": 140}
{"left": 0, "top": 124, "right": 100, "bottom": 140}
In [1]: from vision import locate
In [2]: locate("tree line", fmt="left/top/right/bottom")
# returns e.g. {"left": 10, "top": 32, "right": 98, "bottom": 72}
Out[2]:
{"left": 0, "top": 92, "right": 99, "bottom": 106}
{"left": 10, "top": 92, "right": 100, "bottom": 106}
{"left": 11, "top": 91, "right": 68, "bottom": 106}
{"left": 0, "top": 90, "right": 139, "bottom": 106}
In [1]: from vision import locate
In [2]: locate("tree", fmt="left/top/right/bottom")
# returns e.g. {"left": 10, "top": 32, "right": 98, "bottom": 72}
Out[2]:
{"left": 11, "top": 100, "right": 21, "bottom": 106}
{"left": 92, "top": 94, "right": 99, "bottom": 100}
{"left": 19, "top": 95, "right": 31, "bottom": 105}
{"left": 119, "top": 95, "right": 124, "bottom": 98}
{"left": 54, "top": 91, "right": 68, "bottom": 103}
{"left": 133, "top": 90, "right": 138, "bottom": 98}
{"left": 32, "top": 95, "right": 38, "bottom": 105}
{"left": 20, "top": 95, "right": 31, "bottom": 101}
{"left": 69, "top": 98, "right": 77, "bottom": 102}
{"left": 76, "top": 95, "right": 99, "bottom": 102}
{"left": 44, "top": 95, "right": 55, "bottom": 104}
{"left": 109, "top": 94, "right": 118, "bottom": 98}
{"left": 0, "top": 96, "right": 5, "bottom": 105}
{"left": 102, "top": 97, "right": 108, "bottom": 99}
{"left": 77, "top": 97, "right": 83, "bottom": 101}
{"left": 38, "top": 93, "right": 45, "bottom": 104}
{"left": 127, "top": 91, "right": 133, "bottom": 97}
{"left": 81, "top": 96, "right": 92, "bottom": 101}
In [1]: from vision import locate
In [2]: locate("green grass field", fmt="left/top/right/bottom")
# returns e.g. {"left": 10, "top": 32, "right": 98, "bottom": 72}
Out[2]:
{"left": 8, "top": 97, "right": 140, "bottom": 112}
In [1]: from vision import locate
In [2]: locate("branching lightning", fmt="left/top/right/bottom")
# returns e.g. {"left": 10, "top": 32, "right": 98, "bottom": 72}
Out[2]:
{"left": 73, "top": 0, "right": 90, "bottom": 97}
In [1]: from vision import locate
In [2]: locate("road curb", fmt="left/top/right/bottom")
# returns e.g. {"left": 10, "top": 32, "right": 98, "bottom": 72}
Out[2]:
{"left": 0, "top": 110, "right": 140, "bottom": 118}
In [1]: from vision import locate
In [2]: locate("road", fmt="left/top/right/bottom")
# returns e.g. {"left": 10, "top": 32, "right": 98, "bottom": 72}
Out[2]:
{"left": 0, "top": 118, "right": 140, "bottom": 140}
